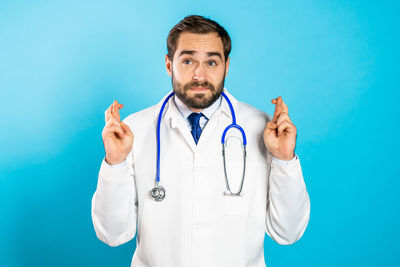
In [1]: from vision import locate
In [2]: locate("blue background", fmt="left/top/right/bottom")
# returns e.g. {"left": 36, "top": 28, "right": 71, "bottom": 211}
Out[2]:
{"left": 1, "top": 0, "right": 399, "bottom": 266}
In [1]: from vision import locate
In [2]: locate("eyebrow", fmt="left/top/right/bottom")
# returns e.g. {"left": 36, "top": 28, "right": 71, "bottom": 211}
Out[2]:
{"left": 178, "top": 50, "right": 223, "bottom": 60}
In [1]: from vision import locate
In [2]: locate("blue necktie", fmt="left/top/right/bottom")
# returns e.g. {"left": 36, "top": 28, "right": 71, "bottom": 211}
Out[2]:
{"left": 188, "top": 112, "right": 204, "bottom": 144}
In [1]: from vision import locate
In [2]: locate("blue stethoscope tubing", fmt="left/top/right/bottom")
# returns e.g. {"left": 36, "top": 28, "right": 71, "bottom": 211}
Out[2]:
{"left": 150, "top": 91, "right": 247, "bottom": 201}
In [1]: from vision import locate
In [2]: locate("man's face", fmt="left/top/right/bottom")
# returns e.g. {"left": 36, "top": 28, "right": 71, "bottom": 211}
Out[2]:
{"left": 165, "top": 32, "right": 230, "bottom": 111}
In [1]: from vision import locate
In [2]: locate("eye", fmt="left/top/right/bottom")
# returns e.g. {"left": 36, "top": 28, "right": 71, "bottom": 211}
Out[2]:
{"left": 183, "top": 59, "right": 192, "bottom": 65}
{"left": 207, "top": 60, "right": 217, "bottom": 66}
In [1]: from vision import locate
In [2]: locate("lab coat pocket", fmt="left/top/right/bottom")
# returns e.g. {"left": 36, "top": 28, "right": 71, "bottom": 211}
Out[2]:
{"left": 223, "top": 158, "right": 267, "bottom": 218}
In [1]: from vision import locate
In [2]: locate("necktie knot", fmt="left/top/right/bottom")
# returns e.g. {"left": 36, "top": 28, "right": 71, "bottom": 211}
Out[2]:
{"left": 188, "top": 112, "right": 204, "bottom": 144}
{"left": 188, "top": 112, "right": 203, "bottom": 126}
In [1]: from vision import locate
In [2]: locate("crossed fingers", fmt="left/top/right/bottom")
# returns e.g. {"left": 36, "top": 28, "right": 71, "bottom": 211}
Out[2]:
{"left": 267, "top": 96, "right": 295, "bottom": 136}
{"left": 104, "top": 100, "right": 124, "bottom": 135}
{"left": 272, "top": 96, "right": 288, "bottom": 123}
{"left": 105, "top": 100, "right": 123, "bottom": 123}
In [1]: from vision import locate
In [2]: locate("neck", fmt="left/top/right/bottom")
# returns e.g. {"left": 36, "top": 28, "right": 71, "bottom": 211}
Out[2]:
{"left": 190, "top": 107, "right": 203, "bottom": 113}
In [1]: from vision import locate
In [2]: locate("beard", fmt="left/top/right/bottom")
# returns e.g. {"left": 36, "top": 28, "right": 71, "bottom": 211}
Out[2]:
{"left": 172, "top": 70, "right": 225, "bottom": 110}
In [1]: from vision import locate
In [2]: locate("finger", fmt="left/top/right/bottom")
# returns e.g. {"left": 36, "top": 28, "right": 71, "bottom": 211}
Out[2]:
{"left": 276, "top": 112, "right": 293, "bottom": 126}
{"left": 111, "top": 100, "right": 120, "bottom": 121}
{"left": 105, "top": 101, "right": 124, "bottom": 123}
{"left": 106, "top": 117, "right": 123, "bottom": 129}
{"left": 277, "top": 121, "right": 296, "bottom": 136}
{"left": 277, "top": 96, "right": 284, "bottom": 115}
{"left": 103, "top": 124, "right": 125, "bottom": 137}
{"left": 266, "top": 121, "right": 278, "bottom": 129}
{"left": 121, "top": 121, "right": 133, "bottom": 137}
{"left": 106, "top": 118, "right": 124, "bottom": 132}
{"left": 111, "top": 100, "right": 124, "bottom": 120}
{"left": 264, "top": 121, "right": 278, "bottom": 134}
{"left": 277, "top": 121, "right": 290, "bottom": 136}
{"left": 272, "top": 96, "right": 283, "bottom": 122}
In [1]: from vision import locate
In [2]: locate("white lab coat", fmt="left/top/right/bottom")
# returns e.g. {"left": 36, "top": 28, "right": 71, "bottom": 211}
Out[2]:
{"left": 91, "top": 89, "right": 310, "bottom": 267}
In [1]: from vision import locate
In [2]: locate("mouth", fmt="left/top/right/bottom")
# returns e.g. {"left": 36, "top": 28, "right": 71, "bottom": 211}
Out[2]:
{"left": 190, "top": 87, "right": 209, "bottom": 92}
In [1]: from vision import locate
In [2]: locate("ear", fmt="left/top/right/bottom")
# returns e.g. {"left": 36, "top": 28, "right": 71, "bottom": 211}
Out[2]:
{"left": 165, "top": 54, "right": 172, "bottom": 77}
{"left": 224, "top": 57, "right": 230, "bottom": 78}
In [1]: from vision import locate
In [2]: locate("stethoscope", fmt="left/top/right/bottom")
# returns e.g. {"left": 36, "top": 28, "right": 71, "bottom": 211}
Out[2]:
{"left": 150, "top": 91, "right": 247, "bottom": 201}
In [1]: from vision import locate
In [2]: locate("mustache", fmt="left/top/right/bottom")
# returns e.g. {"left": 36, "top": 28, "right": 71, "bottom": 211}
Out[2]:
{"left": 183, "top": 81, "right": 215, "bottom": 91}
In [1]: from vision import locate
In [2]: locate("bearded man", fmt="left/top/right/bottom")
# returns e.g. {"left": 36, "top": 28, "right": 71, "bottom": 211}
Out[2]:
{"left": 91, "top": 15, "right": 310, "bottom": 267}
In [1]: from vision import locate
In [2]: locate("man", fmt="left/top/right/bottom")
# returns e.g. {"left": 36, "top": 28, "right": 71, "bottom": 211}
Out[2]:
{"left": 91, "top": 15, "right": 310, "bottom": 267}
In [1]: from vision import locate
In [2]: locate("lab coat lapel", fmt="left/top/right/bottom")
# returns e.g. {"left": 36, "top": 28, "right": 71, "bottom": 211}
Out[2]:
{"left": 196, "top": 88, "right": 237, "bottom": 148}
{"left": 157, "top": 91, "right": 197, "bottom": 152}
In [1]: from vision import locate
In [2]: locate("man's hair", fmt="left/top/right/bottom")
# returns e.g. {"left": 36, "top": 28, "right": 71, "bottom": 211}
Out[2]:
{"left": 167, "top": 15, "right": 231, "bottom": 62}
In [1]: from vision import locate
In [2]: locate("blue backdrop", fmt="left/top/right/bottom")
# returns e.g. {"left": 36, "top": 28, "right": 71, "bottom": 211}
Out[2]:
{"left": 1, "top": 0, "right": 399, "bottom": 266}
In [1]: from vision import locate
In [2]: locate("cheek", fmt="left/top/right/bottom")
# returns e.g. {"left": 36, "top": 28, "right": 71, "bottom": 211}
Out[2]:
{"left": 210, "top": 69, "right": 225, "bottom": 83}
{"left": 173, "top": 65, "right": 193, "bottom": 81}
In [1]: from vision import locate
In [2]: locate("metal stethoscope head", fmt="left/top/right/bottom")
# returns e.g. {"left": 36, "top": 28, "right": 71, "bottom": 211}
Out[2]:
{"left": 150, "top": 182, "right": 166, "bottom": 201}
{"left": 150, "top": 90, "right": 247, "bottom": 201}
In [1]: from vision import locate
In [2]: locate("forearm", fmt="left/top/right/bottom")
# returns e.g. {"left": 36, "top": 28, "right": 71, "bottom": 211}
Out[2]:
{"left": 91, "top": 158, "right": 138, "bottom": 247}
{"left": 266, "top": 154, "right": 310, "bottom": 244}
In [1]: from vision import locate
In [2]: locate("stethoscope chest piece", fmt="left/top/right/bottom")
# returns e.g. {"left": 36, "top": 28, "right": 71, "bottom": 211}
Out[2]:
{"left": 150, "top": 186, "right": 165, "bottom": 201}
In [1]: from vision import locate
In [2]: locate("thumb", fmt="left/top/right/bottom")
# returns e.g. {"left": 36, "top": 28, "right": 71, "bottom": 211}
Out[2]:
{"left": 264, "top": 121, "right": 277, "bottom": 134}
{"left": 121, "top": 121, "right": 133, "bottom": 136}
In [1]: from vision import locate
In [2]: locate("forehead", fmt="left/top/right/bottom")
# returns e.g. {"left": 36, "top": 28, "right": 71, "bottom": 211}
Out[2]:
{"left": 175, "top": 32, "right": 224, "bottom": 56}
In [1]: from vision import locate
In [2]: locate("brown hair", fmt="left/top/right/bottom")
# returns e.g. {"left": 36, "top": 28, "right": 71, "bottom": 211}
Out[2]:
{"left": 167, "top": 15, "right": 231, "bottom": 62}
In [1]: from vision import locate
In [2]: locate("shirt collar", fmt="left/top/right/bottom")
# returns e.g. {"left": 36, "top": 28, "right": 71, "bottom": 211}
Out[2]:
{"left": 173, "top": 93, "right": 222, "bottom": 120}
{"left": 159, "top": 88, "right": 238, "bottom": 127}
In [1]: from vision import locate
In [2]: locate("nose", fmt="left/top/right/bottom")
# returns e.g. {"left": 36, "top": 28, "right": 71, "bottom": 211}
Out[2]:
{"left": 193, "top": 64, "right": 206, "bottom": 82}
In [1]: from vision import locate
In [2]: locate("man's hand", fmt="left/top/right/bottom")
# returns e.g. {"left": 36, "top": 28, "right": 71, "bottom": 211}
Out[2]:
{"left": 102, "top": 100, "right": 134, "bottom": 165}
{"left": 263, "top": 96, "right": 297, "bottom": 161}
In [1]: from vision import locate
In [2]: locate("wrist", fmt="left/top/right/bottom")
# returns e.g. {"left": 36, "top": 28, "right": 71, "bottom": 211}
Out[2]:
{"left": 271, "top": 152, "right": 295, "bottom": 161}
{"left": 105, "top": 156, "right": 126, "bottom": 165}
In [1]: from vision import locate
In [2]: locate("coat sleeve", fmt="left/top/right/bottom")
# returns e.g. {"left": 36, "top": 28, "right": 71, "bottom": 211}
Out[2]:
{"left": 265, "top": 152, "right": 310, "bottom": 245}
{"left": 91, "top": 151, "right": 138, "bottom": 247}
